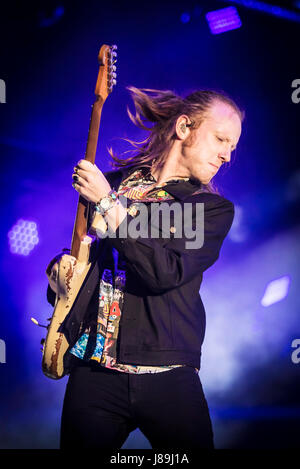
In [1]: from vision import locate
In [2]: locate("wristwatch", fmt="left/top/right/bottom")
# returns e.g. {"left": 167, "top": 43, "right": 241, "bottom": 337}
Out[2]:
{"left": 94, "top": 190, "right": 119, "bottom": 215}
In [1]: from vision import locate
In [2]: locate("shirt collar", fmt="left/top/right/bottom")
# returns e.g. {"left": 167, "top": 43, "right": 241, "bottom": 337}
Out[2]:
{"left": 134, "top": 166, "right": 203, "bottom": 201}
{"left": 161, "top": 179, "right": 203, "bottom": 201}
{"left": 107, "top": 166, "right": 203, "bottom": 202}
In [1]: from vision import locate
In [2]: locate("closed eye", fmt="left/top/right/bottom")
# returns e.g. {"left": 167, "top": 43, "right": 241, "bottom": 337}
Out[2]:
{"left": 216, "top": 135, "right": 237, "bottom": 151}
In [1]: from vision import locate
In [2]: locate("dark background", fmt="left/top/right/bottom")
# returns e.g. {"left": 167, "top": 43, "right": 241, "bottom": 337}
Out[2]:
{"left": 0, "top": 0, "right": 299, "bottom": 449}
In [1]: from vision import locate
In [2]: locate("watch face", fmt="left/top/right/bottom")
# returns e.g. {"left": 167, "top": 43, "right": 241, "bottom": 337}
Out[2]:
{"left": 101, "top": 198, "right": 110, "bottom": 210}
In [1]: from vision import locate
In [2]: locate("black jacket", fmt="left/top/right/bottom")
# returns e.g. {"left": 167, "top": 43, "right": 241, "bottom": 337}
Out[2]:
{"left": 48, "top": 167, "right": 235, "bottom": 371}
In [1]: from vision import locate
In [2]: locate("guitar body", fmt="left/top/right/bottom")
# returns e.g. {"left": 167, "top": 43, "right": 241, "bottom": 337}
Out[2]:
{"left": 42, "top": 236, "right": 94, "bottom": 379}
{"left": 41, "top": 42, "right": 117, "bottom": 380}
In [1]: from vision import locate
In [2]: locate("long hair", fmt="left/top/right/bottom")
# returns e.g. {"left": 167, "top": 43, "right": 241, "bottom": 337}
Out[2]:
{"left": 109, "top": 86, "right": 244, "bottom": 194}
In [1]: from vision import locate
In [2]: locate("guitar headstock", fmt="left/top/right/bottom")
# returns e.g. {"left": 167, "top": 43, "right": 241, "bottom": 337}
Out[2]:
{"left": 95, "top": 44, "right": 117, "bottom": 101}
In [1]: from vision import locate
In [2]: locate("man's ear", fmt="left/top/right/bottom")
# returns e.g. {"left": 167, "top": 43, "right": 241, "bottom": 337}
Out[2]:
{"left": 176, "top": 115, "right": 192, "bottom": 140}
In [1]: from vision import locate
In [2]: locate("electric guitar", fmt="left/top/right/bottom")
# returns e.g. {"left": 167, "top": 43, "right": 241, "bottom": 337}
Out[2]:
{"left": 40, "top": 44, "right": 117, "bottom": 379}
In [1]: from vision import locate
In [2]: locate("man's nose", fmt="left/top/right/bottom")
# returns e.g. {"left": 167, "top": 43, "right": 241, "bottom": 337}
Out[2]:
{"left": 218, "top": 149, "right": 231, "bottom": 164}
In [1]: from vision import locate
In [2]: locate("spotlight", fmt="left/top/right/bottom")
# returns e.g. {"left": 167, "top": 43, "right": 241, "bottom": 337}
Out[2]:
{"left": 218, "top": 0, "right": 300, "bottom": 23}
{"left": 180, "top": 12, "right": 191, "bottom": 24}
{"left": 38, "top": 4, "right": 65, "bottom": 28}
{"left": 206, "top": 6, "right": 242, "bottom": 34}
{"left": 261, "top": 275, "right": 290, "bottom": 307}
{"left": 8, "top": 219, "right": 39, "bottom": 256}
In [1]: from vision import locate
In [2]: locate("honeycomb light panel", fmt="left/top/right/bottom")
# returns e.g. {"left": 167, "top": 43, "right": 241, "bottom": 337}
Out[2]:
{"left": 8, "top": 219, "right": 39, "bottom": 256}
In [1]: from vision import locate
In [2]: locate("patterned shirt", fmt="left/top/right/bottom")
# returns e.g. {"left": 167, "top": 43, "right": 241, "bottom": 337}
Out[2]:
{"left": 70, "top": 167, "right": 190, "bottom": 374}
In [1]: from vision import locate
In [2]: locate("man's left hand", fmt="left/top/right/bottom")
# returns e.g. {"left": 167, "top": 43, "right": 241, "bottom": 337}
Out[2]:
{"left": 72, "top": 159, "right": 111, "bottom": 203}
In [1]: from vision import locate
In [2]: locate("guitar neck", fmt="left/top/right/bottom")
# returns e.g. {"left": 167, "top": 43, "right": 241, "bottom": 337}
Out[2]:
{"left": 69, "top": 43, "right": 117, "bottom": 259}
{"left": 71, "top": 96, "right": 104, "bottom": 259}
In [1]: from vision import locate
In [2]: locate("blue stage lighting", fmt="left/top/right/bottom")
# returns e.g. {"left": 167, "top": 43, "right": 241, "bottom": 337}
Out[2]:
{"left": 8, "top": 219, "right": 39, "bottom": 256}
{"left": 218, "top": 0, "right": 300, "bottom": 23}
{"left": 206, "top": 6, "right": 242, "bottom": 35}
{"left": 39, "top": 5, "right": 65, "bottom": 28}
{"left": 180, "top": 12, "right": 191, "bottom": 24}
{"left": 261, "top": 275, "right": 290, "bottom": 307}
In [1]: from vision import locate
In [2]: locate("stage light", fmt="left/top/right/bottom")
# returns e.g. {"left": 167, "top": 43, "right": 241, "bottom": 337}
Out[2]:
{"left": 206, "top": 6, "right": 242, "bottom": 35}
{"left": 180, "top": 12, "right": 191, "bottom": 24}
{"left": 38, "top": 4, "right": 65, "bottom": 28}
{"left": 261, "top": 275, "right": 290, "bottom": 307}
{"left": 218, "top": 0, "right": 300, "bottom": 23}
{"left": 8, "top": 219, "right": 39, "bottom": 256}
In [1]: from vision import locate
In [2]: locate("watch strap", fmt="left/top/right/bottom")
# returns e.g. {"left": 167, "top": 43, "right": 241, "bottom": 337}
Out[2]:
{"left": 94, "top": 190, "right": 119, "bottom": 215}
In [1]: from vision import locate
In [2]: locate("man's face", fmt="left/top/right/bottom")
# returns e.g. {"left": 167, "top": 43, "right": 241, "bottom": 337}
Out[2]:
{"left": 181, "top": 100, "right": 242, "bottom": 184}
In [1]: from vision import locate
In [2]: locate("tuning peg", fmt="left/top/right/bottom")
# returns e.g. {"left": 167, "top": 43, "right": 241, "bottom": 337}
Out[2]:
{"left": 108, "top": 69, "right": 117, "bottom": 78}
{"left": 108, "top": 49, "right": 117, "bottom": 58}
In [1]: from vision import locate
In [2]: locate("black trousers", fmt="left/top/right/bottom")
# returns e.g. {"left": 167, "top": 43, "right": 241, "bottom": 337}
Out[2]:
{"left": 60, "top": 360, "right": 214, "bottom": 450}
